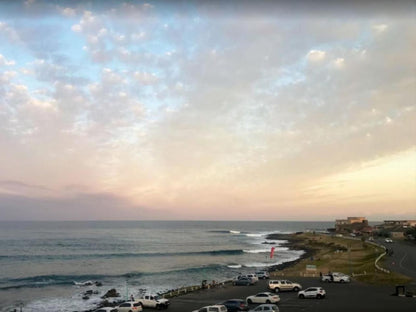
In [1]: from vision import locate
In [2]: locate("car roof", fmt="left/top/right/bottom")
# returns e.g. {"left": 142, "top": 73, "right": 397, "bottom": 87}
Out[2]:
{"left": 224, "top": 299, "right": 244, "bottom": 302}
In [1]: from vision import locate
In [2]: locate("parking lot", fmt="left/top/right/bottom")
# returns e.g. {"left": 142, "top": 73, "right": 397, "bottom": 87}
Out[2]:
{"left": 167, "top": 277, "right": 416, "bottom": 312}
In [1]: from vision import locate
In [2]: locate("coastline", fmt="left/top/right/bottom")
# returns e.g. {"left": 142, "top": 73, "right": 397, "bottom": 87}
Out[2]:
{"left": 81, "top": 232, "right": 313, "bottom": 311}
{"left": 265, "top": 232, "right": 317, "bottom": 273}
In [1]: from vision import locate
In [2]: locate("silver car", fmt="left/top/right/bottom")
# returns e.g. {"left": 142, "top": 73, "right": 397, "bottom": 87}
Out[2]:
{"left": 248, "top": 304, "right": 279, "bottom": 311}
{"left": 298, "top": 287, "right": 326, "bottom": 299}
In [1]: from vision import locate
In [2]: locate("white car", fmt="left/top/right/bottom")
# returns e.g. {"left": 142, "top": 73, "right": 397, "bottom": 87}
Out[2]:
{"left": 255, "top": 271, "right": 270, "bottom": 279}
{"left": 94, "top": 308, "right": 119, "bottom": 312}
{"left": 192, "top": 305, "right": 227, "bottom": 312}
{"left": 298, "top": 287, "right": 326, "bottom": 299}
{"left": 248, "top": 304, "right": 279, "bottom": 312}
{"left": 246, "top": 292, "right": 280, "bottom": 304}
{"left": 385, "top": 238, "right": 393, "bottom": 243}
{"left": 117, "top": 301, "right": 143, "bottom": 312}
{"left": 268, "top": 280, "right": 302, "bottom": 292}
{"left": 321, "top": 272, "right": 350, "bottom": 283}
{"left": 137, "top": 294, "right": 170, "bottom": 309}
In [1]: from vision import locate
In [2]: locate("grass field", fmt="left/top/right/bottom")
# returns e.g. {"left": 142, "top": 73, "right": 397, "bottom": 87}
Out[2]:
{"left": 270, "top": 233, "right": 412, "bottom": 285}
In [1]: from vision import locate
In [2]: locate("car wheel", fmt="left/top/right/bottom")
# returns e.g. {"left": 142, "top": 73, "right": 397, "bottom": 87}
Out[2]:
{"left": 293, "top": 287, "right": 299, "bottom": 291}
{"left": 317, "top": 294, "right": 322, "bottom": 299}
{"left": 340, "top": 279, "right": 345, "bottom": 283}
{"left": 266, "top": 300, "right": 271, "bottom": 303}
{"left": 275, "top": 288, "right": 280, "bottom": 293}
{"left": 247, "top": 299, "right": 253, "bottom": 304}
{"left": 299, "top": 294, "right": 305, "bottom": 299}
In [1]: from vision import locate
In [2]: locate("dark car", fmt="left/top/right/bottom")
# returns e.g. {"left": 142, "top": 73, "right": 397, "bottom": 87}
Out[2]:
{"left": 233, "top": 277, "right": 255, "bottom": 286}
{"left": 220, "top": 299, "right": 249, "bottom": 311}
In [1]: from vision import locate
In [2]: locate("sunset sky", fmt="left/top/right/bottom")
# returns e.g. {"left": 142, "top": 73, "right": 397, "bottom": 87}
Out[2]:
{"left": 0, "top": 0, "right": 415, "bottom": 221}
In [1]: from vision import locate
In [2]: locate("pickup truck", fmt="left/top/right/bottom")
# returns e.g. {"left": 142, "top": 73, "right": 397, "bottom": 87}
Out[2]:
{"left": 321, "top": 272, "right": 350, "bottom": 283}
{"left": 137, "top": 294, "right": 170, "bottom": 309}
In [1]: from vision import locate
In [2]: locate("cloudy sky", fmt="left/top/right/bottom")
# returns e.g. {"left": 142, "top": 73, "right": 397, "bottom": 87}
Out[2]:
{"left": 0, "top": 0, "right": 414, "bottom": 221}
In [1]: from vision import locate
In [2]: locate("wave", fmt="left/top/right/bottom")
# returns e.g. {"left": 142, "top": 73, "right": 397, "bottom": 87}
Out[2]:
{"left": 0, "top": 249, "right": 245, "bottom": 262}
{"left": 207, "top": 230, "right": 244, "bottom": 234}
{"left": 245, "top": 233, "right": 263, "bottom": 237}
{"left": 0, "top": 264, "right": 225, "bottom": 291}
{"left": 227, "top": 264, "right": 242, "bottom": 269}
{"left": 243, "top": 248, "right": 270, "bottom": 254}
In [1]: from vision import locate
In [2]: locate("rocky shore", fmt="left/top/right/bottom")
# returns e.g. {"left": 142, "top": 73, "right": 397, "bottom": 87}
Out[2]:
{"left": 265, "top": 232, "right": 317, "bottom": 273}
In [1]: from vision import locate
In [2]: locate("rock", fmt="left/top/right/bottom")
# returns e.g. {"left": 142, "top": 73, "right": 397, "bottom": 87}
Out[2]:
{"left": 95, "top": 281, "right": 103, "bottom": 287}
{"left": 82, "top": 295, "right": 90, "bottom": 300}
{"left": 102, "top": 288, "right": 120, "bottom": 298}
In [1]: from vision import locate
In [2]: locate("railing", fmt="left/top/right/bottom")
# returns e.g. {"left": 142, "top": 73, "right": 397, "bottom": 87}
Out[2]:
{"left": 367, "top": 241, "right": 390, "bottom": 273}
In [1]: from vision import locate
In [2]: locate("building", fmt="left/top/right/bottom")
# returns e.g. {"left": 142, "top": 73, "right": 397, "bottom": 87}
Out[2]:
{"left": 384, "top": 220, "right": 416, "bottom": 227}
{"left": 391, "top": 232, "right": 405, "bottom": 239}
{"left": 336, "top": 217, "right": 367, "bottom": 226}
{"left": 335, "top": 217, "right": 369, "bottom": 233}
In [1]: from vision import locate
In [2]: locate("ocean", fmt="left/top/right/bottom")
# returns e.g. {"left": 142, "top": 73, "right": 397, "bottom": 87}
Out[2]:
{"left": 0, "top": 221, "right": 332, "bottom": 311}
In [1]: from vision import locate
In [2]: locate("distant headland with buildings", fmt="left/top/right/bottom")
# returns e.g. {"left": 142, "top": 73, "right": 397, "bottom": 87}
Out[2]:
{"left": 332, "top": 217, "right": 416, "bottom": 240}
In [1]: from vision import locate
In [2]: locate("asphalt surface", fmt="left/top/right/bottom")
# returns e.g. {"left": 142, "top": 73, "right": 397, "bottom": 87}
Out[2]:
{"left": 378, "top": 239, "right": 416, "bottom": 280}
{"left": 165, "top": 278, "right": 416, "bottom": 312}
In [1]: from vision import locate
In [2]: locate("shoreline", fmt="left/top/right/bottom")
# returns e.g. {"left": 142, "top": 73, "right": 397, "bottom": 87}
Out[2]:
{"left": 82, "top": 232, "right": 313, "bottom": 311}
{"left": 265, "top": 232, "right": 317, "bottom": 273}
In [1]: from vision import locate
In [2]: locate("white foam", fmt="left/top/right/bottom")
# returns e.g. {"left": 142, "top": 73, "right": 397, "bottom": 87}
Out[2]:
{"left": 227, "top": 264, "right": 242, "bottom": 269}
{"left": 245, "top": 233, "right": 263, "bottom": 237}
{"left": 229, "top": 230, "right": 241, "bottom": 234}
{"left": 243, "top": 248, "right": 270, "bottom": 254}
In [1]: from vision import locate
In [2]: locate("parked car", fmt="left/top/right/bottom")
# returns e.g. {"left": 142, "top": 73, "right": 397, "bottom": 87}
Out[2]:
{"left": 137, "top": 294, "right": 170, "bottom": 309}
{"left": 245, "top": 273, "right": 259, "bottom": 283}
{"left": 298, "top": 287, "right": 326, "bottom": 299}
{"left": 220, "top": 299, "right": 249, "bottom": 311}
{"left": 321, "top": 272, "right": 350, "bottom": 283}
{"left": 117, "top": 301, "right": 143, "bottom": 312}
{"left": 268, "top": 280, "right": 302, "bottom": 292}
{"left": 246, "top": 292, "right": 280, "bottom": 304}
{"left": 94, "top": 308, "right": 119, "bottom": 312}
{"left": 236, "top": 274, "right": 259, "bottom": 283}
{"left": 385, "top": 238, "right": 393, "bottom": 243}
{"left": 255, "top": 271, "right": 270, "bottom": 279}
{"left": 192, "top": 305, "right": 228, "bottom": 312}
{"left": 248, "top": 304, "right": 279, "bottom": 312}
{"left": 233, "top": 277, "right": 256, "bottom": 286}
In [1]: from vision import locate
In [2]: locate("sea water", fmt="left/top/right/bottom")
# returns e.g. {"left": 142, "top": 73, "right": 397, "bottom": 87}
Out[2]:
{"left": 0, "top": 220, "right": 332, "bottom": 311}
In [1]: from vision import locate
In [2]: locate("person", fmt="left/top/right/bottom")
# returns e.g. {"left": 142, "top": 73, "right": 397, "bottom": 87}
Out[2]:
{"left": 130, "top": 294, "right": 134, "bottom": 301}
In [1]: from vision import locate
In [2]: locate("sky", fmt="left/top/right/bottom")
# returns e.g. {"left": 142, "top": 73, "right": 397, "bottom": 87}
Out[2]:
{"left": 0, "top": 0, "right": 415, "bottom": 221}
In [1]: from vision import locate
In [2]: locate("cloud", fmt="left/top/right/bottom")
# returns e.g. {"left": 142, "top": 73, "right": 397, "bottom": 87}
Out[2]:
{"left": 60, "top": 7, "right": 76, "bottom": 17}
{"left": 0, "top": 192, "right": 172, "bottom": 221}
{"left": 307, "top": 49, "right": 326, "bottom": 62}
{"left": 133, "top": 71, "right": 158, "bottom": 85}
{"left": 0, "top": 54, "right": 15, "bottom": 66}
{"left": 0, "top": 0, "right": 414, "bottom": 220}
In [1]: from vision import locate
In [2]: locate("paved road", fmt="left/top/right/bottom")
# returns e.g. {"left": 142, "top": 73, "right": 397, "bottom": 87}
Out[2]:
{"left": 166, "top": 278, "right": 416, "bottom": 312}
{"left": 377, "top": 239, "right": 416, "bottom": 280}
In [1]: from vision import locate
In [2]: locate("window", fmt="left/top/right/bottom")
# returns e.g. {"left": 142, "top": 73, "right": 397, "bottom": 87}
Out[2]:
{"left": 119, "top": 303, "right": 130, "bottom": 307}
